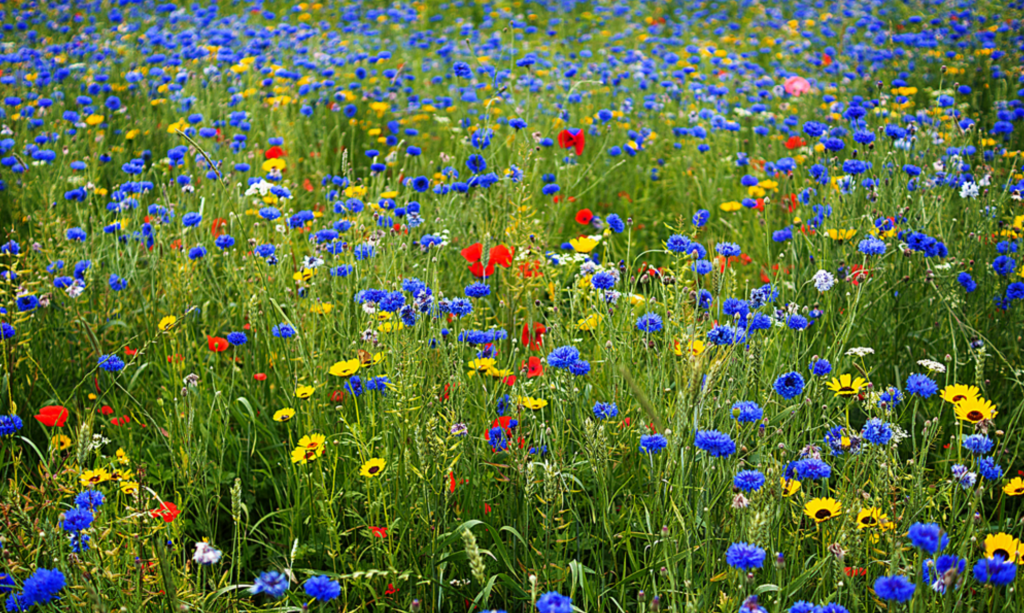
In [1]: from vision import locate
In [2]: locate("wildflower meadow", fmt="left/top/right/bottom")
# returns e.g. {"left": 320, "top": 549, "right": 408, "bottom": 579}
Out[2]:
{"left": 1, "top": 0, "right": 1024, "bottom": 611}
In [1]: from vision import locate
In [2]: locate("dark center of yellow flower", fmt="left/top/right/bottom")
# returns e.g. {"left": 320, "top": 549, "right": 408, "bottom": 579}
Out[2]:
{"left": 837, "top": 386, "right": 855, "bottom": 395}
{"left": 860, "top": 516, "right": 877, "bottom": 526}
{"left": 952, "top": 394, "right": 967, "bottom": 402}
{"left": 967, "top": 410, "right": 984, "bottom": 421}
{"left": 994, "top": 548, "right": 1010, "bottom": 560}
{"left": 1015, "top": 487, "right": 1024, "bottom": 495}
{"left": 368, "top": 465, "right": 380, "bottom": 474}
{"left": 815, "top": 509, "right": 833, "bottom": 520}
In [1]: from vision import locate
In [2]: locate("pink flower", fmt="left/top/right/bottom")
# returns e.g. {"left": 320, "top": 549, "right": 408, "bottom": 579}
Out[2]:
{"left": 784, "top": 76, "right": 811, "bottom": 97}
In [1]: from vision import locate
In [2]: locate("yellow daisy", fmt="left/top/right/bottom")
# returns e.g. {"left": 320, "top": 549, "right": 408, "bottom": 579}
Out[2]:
{"left": 360, "top": 458, "right": 387, "bottom": 478}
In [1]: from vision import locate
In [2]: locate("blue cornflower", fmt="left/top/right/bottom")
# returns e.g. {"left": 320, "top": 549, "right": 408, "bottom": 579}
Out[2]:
{"left": 734, "top": 470, "right": 766, "bottom": 492}
{"left": 962, "top": 434, "right": 993, "bottom": 455}
{"left": 692, "top": 209, "right": 710, "bottom": 227}
{"left": 568, "top": 360, "right": 590, "bottom": 376}
{"left": 773, "top": 372, "right": 805, "bottom": 399}
{"left": 725, "top": 542, "right": 765, "bottom": 570}
{"left": 182, "top": 212, "right": 202, "bottom": 227}
{"left": 271, "top": 324, "right": 296, "bottom": 338}
{"left": 61, "top": 507, "right": 93, "bottom": 532}
{"left": 226, "top": 332, "right": 248, "bottom": 346}
{"left": 978, "top": 456, "right": 1003, "bottom": 481}
{"left": 547, "top": 346, "right": 580, "bottom": 369}
{"left": 304, "top": 575, "right": 341, "bottom": 602}
{"left": 354, "top": 244, "right": 375, "bottom": 260}
{"left": 788, "top": 602, "right": 815, "bottom": 613}
{"left": 666, "top": 234, "right": 691, "bottom": 253}
{"left": 250, "top": 571, "right": 289, "bottom": 599}
{"left": 0, "top": 415, "right": 23, "bottom": 437}
{"left": 535, "top": 590, "right": 572, "bottom": 613}
{"left": 16, "top": 295, "right": 39, "bottom": 312}
{"left": 923, "top": 555, "right": 966, "bottom": 592}
{"left": 787, "top": 315, "right": 808, "bottom": 330}
{"left": 809, "top": 359, "right": 832, "bottom": 376}
{"left": 906, "top": 373, "right": 938, "bottom": 398}
{"left": 694, "top": 430, "right": 736, "bottom": 457}
{"left": 18, "top": 568, "right": 65, "bottom": 608}
{"left": 593, "top": 402, "right": 618, "bottom": 420}
{"left": 98, "top": 355, "right": 125, "bottom": 372}
{"left": 215, "top": 234, "right": 235, "bottom": 250}
{"left": 908, "top": 522, "right": 949, "bottom": 554}
{"left": 465, "top": 283, "right": 491, "bottom": 298}
{"left": 862, "top": 418, "right": 893, "bottom": 445}
{"left": 66, "top": 227, "right": 87, "bottom": 241}
{"left": 636, "top": 312, "right": 663, "bottom": 333}
{"left": 973, "top": 556, "right": 1016, "bottom": 585}
{"left": 858, "top": 237, "right": 886, "bottom": 255}
{"left": 591, "top": 272, "right": 616, "bottom": 290}
{"left": 108, "top": 274, "right": 128, "bottom": 291}
{"left": 379, "top": 292, "right": 406, "bottom": 312}
{"left": 878, "top": 386, "right": 903, "bottom": 409}
{"left": 639, "top": 434, "right": 668, "bottom": 455}
{"left": 606, "top": 214, "right": 625, "bottom": 233}
{"left": 791, "top": 458, "right": 831, "bottom": 480}
{"left": 873, "top": 575, "right": 915, "bottom": 602}
{"left": 732, "top": 401, "right": 762, "bottom": 423}
{"left": 716, "top": 242, "right": 741, "bottom": 257}
{"left": 188, "top": 245, "right": 207, "bottom": 260}
{"left": 74, "top": 490, "right": 104, "bottom": 510}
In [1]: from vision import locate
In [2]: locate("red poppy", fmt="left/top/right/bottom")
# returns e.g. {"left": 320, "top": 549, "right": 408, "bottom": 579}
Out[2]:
{"left": 264, "top": 146, "right": 286, "bottom": 159}
{"left": 844, "top": 567, "right": 866, "bottom": 577}
{"left": 784, "top": 136, "right": 806, "bottom": 150}
{"left": 253, "top": 372, "right": 267, "bottom": 381}
{"left": 124, "top": 346, "right": 138, "bottom": 356}
{"left": 303, "top": 178, "right": 314, "bottom": 192}
{"left": 523, "top": 356, "right": 543, "bottom": 378}
{"left": 521, "top": 322, "right": 546, "bottom": 351}
{"left": 207, "top": 336, "right": 229, "bottom": 352}
{"left": 484, "top": 503, "right": 492, "bottom": 514}
{"left": 99, "top": 405, "right": 114, "bottom": 416}
{"left": 385, "top": 583, "right": 398, "bottom": 596}
{"left": 111, "top": 415, "right": 131, "bottom": 426}
{"left": 461, "top": 243, "right": 515, "bottom": 278}
{"left": 370, "top": 526, "right": 388, "bottom": 538}
{"left": 518, "top": 260, "right": 543, "bottom": 278}
{"left": 170, "top": 239, "right": 182, "bottom": 251}
{"left": 331, "top": 390, "right": 346, "bottom": 403}
{"left": 449, "top": 471, "right": 456, "bottom": 493}
{"left": 849, "top": 265, "right": 871, "bottom": 286}
{"left": 150, "top": 501, "right": 180, "bottom": 523}
{"left": 167, "top": 353, "right": 185, "bottom": 364}
{"left": 575, "top": 209, "right": 594, "bottom": 225}
{"left": 438, "top": 383, "right": 451, "bottom": 404}
{"left": 557, "top": 128, "right": 585, "bottom": 155}
{"left": 490, "top": 416, "right": 516, "bottom": 437}
{"left": 503, "top": 375, "right": 517, "bottom": 387}
{"left": 822, "top": 53, "right": 832, "bottom": 67}
{"left": 617, "top": 191, "right": 632, "bottom": 203}
{"left": 35, "top": 405, "right": 68, "bottom": 427}
{"left": 210, "top": 218, "right": 228, "bottom": 238}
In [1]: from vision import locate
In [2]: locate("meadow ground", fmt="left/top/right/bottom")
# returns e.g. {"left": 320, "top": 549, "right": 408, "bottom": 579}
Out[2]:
{"left": 1, "top": 0, "right": 1024, "bottom": 612}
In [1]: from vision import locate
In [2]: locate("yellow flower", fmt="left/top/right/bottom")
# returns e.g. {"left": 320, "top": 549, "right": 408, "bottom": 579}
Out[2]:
{"left": 1003, "top": 477, "right": 1024, "bottom": 497}
{"left": 674, "top": 339, "right": 705, "bottom": 357}
{"left": 291, "top": 433, "right": 327, "bottom": 465}
{"left": 719, "top": 201, "right": 742, "bottom": 212}
{"left": 569, "top": 236, "right": 599, "bottom": 253}
{"left": 825, "top": 374, "right": 868, "bottom": 397}
{"left": 577, "top": 313, "right": 603, "bottom": 331}
{"left": 984, "top": 533, "right": 1022, "bottom": 564}
{"left": 518, "top": 396, "right": 548, "bottom": 410}
{"left": 116, "top": 448, "right": 131, "bottom": 466}
{"left": 826, "top": 228, "right": 857, "bottom": 241}
{"left": 309, "top": 302, "right": 333, "bottom": 315}
{"left": 158, "top": 315, "right": 177, "bottom": 331}
{"left": 261, "top": 158, "right": 287, "bottom": 172}
{"left": 120, "top": 481, "right": 140, "bottom": 496}
{"left": 780, "top": 478, "right": 800, "bottom": 497}
{"left": 80, "top": 468, "right": 113, "bottom": 488}
{"left": 294, "top": 385, "right": 315, "bottom": 399}
{"left": 273, "top": 408, "right": 296, "bottom": 422}
{"left": 940, "top": 384, "right": 980, "bottom": 404}
{"left": 954, "top": 396, "right": 997, "bottom": 424}
{"left": 51, "top": 435, "right": 72, "bottom": 451}
{"left": 855, "top": 507, "right": 892, "bottom": 531}
{"left": 292, "top": 268, "right": 314, "bottom": 282}
{"left": 377, "top": 320, "right": 404, "bottom": 333}
{"left": 360, "top": 458, "right": 387, "bottom": 478}
{"left": 329, "top": 359, "right": 361, "bottom": 377}
{"left": 804, "top": 497, "right": 842, "bottom": 523}
{"left": 85, "top": 114, "right": 105, "bottom": 126}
